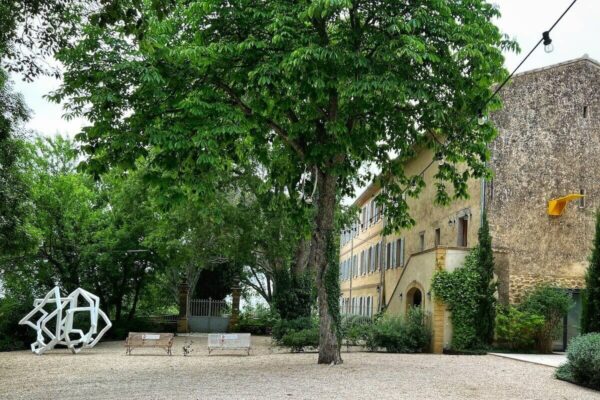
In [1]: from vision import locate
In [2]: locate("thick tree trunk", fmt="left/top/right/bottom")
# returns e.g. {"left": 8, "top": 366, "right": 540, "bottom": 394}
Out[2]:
{"left": 311, "top": 169, "right": 342, "bottom": 365}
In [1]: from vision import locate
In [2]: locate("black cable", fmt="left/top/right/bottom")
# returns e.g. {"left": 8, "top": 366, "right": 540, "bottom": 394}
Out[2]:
{"left": 403, "top": 0, "right": 580, "bottom": 192}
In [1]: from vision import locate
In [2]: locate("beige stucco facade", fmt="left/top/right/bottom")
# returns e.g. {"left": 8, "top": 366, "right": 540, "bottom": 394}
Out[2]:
{"left": 339, "top": 57, "right": 598, "bottom": 353}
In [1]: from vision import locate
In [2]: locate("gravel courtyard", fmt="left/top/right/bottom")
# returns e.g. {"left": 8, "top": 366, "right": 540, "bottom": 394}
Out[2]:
{"left": 1, "top": 335, "right": 598, "bottom": 400}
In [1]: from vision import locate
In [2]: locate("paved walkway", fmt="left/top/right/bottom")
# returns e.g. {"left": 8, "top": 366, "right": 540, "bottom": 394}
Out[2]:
{"left": 490, "top": 352, "right": 567, "bottom": 367}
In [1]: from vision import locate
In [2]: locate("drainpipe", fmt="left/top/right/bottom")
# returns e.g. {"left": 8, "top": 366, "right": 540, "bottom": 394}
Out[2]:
{"left": 378, "top": 204, "right": 386, "bottom": 313}
{"left": 348, "top": 226, "right": 354, "bottom": 315}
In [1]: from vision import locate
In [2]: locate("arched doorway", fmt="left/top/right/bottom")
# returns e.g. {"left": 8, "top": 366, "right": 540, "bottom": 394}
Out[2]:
{"left": 406, "top": 287, "right": 423, "bottom": 311}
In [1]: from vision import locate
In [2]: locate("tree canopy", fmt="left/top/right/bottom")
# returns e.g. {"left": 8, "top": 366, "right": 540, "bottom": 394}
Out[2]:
{"left": 52, "top": 0, "right": 516, "bottom": 364}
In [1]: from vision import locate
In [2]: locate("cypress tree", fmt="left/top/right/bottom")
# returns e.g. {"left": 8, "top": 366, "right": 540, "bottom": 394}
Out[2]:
{"left": 476, "top": 212, "right": 496, "bottom": 345}
{"left": 582, "top": 212, "right": 600, "bottom": 333}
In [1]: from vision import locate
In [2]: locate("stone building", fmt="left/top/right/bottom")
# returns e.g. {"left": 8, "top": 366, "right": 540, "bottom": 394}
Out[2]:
{"left": 339, "top": 56, "right": 600, "bottom": 352}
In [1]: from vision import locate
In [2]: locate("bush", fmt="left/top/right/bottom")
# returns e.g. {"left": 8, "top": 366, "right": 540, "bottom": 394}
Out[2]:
{"left": 272, "top": 316, "right": 315, "bottom": 341}
{"left": 341, "top": 315, "right": 373, "bottom": 347}
{"left": 555, "top": 333, "right": 600, "bottom": 390}
{"left": 237, "top": 304, "right": 277, "bottom": 335}
{"left": 367, "top": 307, "right": 431, "bottom": 353}
{"left": 495, "top": 306, "right": 545, "bottom": 351}
{"left": 519, "top": 285, "right": 572, "bottom": 353}
{"left": 280, "top": 328, "right": 320, "bottom": 352}
{"left": 107, "top": 317, "right": 164, "bottom": 340}
{"left": 0, "top": 296, "right": 36, "bottom": 351}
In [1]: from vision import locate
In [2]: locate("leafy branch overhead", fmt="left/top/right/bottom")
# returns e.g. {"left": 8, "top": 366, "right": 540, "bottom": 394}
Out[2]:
{"left": 53, "top": 0, "right": 517, "bottom": 233}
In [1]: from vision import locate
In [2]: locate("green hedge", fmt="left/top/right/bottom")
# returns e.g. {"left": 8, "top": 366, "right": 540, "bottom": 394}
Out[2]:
{"left": 495, "top": 306, "right": 544, "bottom": 351}
{"left": 556, "top": 333, "right": 600, "bottom": 390}
{"left": 366, "top": 308, "right": 431, "bottom": 353}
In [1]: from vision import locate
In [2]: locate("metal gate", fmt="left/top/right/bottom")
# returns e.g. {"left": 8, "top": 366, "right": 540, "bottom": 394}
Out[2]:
{"left": 188, "top": 298, "right": 231, "bottom": 333}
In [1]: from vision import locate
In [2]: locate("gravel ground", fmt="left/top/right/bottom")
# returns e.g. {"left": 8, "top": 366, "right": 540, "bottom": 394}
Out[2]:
{"left": 0, "top": 335, "right": 598, "bottom": 400}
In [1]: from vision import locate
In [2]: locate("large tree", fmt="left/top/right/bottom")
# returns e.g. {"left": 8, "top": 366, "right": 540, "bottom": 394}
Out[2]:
{"left": 54, "top": 0, "right": 515, "bottom": 363}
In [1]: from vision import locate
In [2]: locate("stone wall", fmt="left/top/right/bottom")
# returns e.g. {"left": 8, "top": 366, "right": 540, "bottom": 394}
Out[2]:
{"left": 487, "top": 58, "right": 600, "bottom": 303}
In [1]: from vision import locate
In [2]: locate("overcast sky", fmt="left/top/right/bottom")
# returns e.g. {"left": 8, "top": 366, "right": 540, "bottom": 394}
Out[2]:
{"left": 10, "top": 0, "right": 599, "bottom": 139}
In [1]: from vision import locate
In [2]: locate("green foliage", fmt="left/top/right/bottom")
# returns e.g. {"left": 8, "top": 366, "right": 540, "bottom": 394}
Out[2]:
{"left": 272, "top": 316, "right": 317, "bottom": 342}
{"left": 272, "top": 269, "right": 314, "bottom": 321}
{"left": 107, "top": 318, "right": 168, "bottom": 341}
{"left": 366, "top": 308, "right": 431, "bottom": 353}
{"left": 555, "top": 333, "right": 600, "bottom": 390}
{"left": 495, "top": 306, "right": 545, "bottom": 351}
{"left": 476, "top": 212, "right": 496, "bottom": 345}
{"left": 519, "top": 285, "right": 572, "bottom": 353}
{"left": 432, "top": 249, "right": 482, "bottom": 350}
{"left": 237, "top": 304, "right": 278, "bottom": 335}
{"left": 55, "top": 0, "right": 517, "bottom": 363}
{"left": 432, "top": 218, "right": 497, "bottom": 350}
{"left": 340, "top": 315, "right": 373, "bottom": 347}
{"left": 582, "top": 212, "right": 600, "bottom": 334}
{"left": 0, "top": 295, "right": 36, "bottom": 351}
{"left": 280, "top": 328, "right": 320, "bottom": 353}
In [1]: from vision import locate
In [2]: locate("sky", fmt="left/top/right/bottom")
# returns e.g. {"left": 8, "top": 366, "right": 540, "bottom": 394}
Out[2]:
{"left": 10, "top": 0, "right": 600, "bottom": 140}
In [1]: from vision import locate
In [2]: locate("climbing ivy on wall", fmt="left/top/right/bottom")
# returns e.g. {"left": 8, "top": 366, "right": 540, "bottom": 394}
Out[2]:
{"left": 432, "top": 249, "right": 484, "bottom": 350}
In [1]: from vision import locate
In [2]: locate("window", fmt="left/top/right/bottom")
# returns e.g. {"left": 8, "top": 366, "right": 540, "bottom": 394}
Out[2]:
{"left": 386, "top": 242, "right": 391, "bottom": 269}
{"left": 362, "top": 206, "right": 367, "bottom": 230}
{"left": 359, "top": 297, "right": 364, "bottom": 316}
{"left": 396, "top": 238, "right": 404, "bottom": 267}
{"left": 366, "top": 297, "right": 371, "bottom": 317}
{"left": 458, "top": 216, "right": 468, "bottom": 247}
{"left": 369, "top": 201, "right": 375, "bottom": 225}
{"left": 435, "top": 228, "right": 441, "bottom": 247}
{"left": 419, "top": 232, "right": 425, "bottom": 252}
{"left": 584, "top": 105, "right": 588, "bottom": 118}
{"left": 391, "top": 240, "right": 396, "bottom": 267}
{"left": 374, "top": 243, "right": 379, "bottom": 271}
{"left": 580, "top": 189, "right": 586, "bottom": 208}
{"left": 359, "top": 250, "right": 364, "bottom": 276}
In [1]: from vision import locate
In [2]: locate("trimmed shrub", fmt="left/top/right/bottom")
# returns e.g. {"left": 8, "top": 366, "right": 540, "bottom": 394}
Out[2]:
{"left": 519, "top": 285, "right": 572, "bottom": 353}
{"left": 272, "top": 316, "right": 315, "bottom": 342}
{"left": 495, "top": 306, "right": 545, "bottom": 351}
{"left": 280, "top": 328, "right": 320, "bottom": 352}
{"left": 367, "top": 307, "right": 431, "bottom": 353}
{"left": 556, "top": 333, "right": 600, "bottom": 390}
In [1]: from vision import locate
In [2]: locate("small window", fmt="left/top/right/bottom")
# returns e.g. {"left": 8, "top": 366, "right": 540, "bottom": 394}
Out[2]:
{"left": 584, "top": 106, "right": 588, "bottom": 118}
{"left": 458, "top": 216, "right": 468, "bottom": 247}
{"left": 386, "top": 242, "right": 391, "bottom": 269}
{"left": 435, "top": 228, "right": 441, "bottom": 247}
{"left": 396, "top": 238, "right": 403, "bottom": 267}
{"left": 580, "top": 189, "right": 586, "bottom": 208}
{"left": 419, "top": 232, "right": 425, "bottom": 252}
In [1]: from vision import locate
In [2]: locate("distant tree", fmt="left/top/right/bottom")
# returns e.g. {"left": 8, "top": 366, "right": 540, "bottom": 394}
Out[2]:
{"left": 55, "top": 0, "right": 517, "bottom": 364}
{"left": 582, "top": 212, "right": 600, "bottom": 333}
{"left": 475, "top": 212, "right": 496, "bottom": 345}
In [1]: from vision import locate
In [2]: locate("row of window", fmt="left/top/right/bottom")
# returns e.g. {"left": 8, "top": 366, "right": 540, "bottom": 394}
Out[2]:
{"left": 341, "top": 296, "right": 373, "bottom": 317}
{"left": 339, "top": 238, "right": 405, "bottom": 281}
{"left": 340, "top": 198, "right": 383, "bottom": 247}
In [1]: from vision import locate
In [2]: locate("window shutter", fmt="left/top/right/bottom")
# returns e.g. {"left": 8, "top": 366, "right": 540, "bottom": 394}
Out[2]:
{"left": 399, "top": 238, "right": 405, "bottom": 267}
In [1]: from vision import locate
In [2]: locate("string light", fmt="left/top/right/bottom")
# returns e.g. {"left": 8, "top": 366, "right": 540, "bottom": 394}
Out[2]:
{"left": 542, "top": 31, "right": 554, "bottom": 53}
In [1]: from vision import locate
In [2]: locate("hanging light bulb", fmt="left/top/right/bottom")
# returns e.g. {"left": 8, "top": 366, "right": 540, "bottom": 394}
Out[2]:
{"left": 542, "top": 31, "right": 554, "bottom": 53}
{"left": 477, "top": 110, "right": 487, "bottom": 125}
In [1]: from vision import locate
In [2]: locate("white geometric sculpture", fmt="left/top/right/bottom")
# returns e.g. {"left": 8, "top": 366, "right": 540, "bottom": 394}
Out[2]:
{"left": 19, "top": 286, "right": 112, "bottom": 355}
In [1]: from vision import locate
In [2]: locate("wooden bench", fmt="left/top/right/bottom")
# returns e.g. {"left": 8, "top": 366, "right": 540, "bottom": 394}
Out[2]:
{"left": 208, "top": 333, "right": 251, "bottom": 355}
{"left": 125, "top": 332, "right": 174, "bottom": 355}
